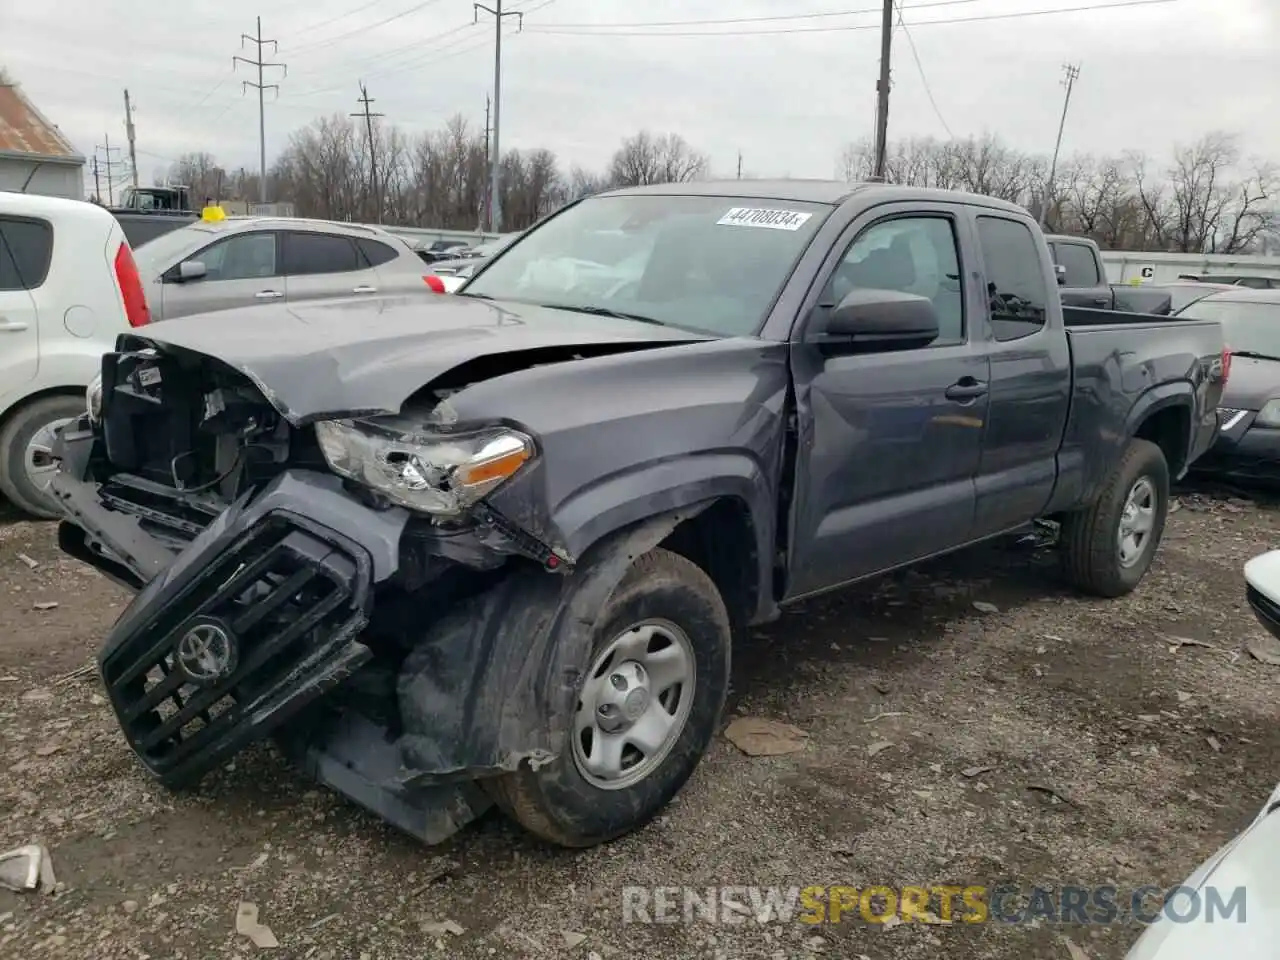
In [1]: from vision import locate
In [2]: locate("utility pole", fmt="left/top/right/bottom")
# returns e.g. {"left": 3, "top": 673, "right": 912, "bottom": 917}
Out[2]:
{"left": 481, "top": 94, "right": 492, "bottom": 230}
{"left": 736, "top": 151, "right": 743, "bottom": 180}
{"left": 1039, "top": 63, "right": 1081, "bottom": 229}
{"left": 871, "top": 0, "right": 895, "bottom": 182}
{"left": 123, "top": 90, "right": 140, "bottom": 189}
{"left": 91, "top": 156, "right": 102, "bottom": 203}
{"left": 234, "top": 17, "right": 286, "bottom": 205}
{"left": 351, "top": 83, "right": 385, "bottom": 223}
{"left": 95, "top": 136, "right": 121, "bottom": 205}
{"left": 474, "top": 0, "right": 524, "bottom": 233}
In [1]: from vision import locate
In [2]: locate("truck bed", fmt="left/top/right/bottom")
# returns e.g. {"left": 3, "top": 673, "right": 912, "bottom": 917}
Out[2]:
{"left": 1056, "top": 315, "right": 1224, "bottom": 509}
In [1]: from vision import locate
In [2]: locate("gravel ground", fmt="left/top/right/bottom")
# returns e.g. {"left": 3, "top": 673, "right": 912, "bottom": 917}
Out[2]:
{"left": 1, "top": 486, "right": 1279, "bottom": 960}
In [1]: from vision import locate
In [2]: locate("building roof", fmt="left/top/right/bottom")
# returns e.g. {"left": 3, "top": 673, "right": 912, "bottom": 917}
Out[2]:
{"left": 0, "top": 78, "right": 84, "bottom": 164}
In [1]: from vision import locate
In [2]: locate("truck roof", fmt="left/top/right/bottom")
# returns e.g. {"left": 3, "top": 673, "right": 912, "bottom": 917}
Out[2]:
{"left": 601, "top": 179, "right": 1030, "bottom": 216}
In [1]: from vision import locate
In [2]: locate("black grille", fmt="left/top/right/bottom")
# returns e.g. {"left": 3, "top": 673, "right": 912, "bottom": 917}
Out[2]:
{"left": 1248, "top": 584, "right": 1280, "bottom": 639}
{"left": 100, "top": 513, "right": 372, "bottom": 787}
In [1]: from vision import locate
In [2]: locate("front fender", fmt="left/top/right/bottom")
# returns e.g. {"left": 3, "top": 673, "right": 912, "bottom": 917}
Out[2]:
{"left": 397, "top": 507, "right": 701, "bottom": 781}
{"left": 551, "top": 451, "right": 777, "bottom": 564}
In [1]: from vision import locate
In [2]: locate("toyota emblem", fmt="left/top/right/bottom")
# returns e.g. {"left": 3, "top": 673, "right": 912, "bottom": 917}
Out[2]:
{"left": 174, "top": 618, "right": 238, "bottom": 685}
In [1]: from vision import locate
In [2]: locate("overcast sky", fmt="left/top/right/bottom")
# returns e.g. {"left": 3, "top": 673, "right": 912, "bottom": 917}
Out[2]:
{"left": 6, "top": 0, "right": 1278, "bottom": 194}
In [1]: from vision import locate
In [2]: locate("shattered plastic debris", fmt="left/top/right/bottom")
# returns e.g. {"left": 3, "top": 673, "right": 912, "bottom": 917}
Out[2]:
{"left": 235, "top": 901, "right": 280, "bottom": 948}
{"left": 0, "top": 844, "right": 56, "bottom": 894}
{"left": 723, "top": 717, "right": 809, "bottom": 756}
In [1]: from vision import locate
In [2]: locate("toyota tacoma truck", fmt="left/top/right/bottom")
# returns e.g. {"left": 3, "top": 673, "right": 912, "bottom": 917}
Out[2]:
{"left": 49, "top": 182, "right": 1227, "bottom": 849}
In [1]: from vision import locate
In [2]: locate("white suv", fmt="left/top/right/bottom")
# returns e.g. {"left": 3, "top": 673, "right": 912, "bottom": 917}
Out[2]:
{"left": 0, "top": 192, "right": 147, "bottom": 517}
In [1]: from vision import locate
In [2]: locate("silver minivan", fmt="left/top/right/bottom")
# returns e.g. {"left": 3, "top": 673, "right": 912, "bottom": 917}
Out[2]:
{"left": 133, "top": 217, "right": 430, "bottom": 321}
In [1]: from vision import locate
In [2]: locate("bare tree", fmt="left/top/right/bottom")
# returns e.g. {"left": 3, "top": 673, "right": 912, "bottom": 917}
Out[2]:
{"left": 166, "top": 152, "right": 227, "bottom": 204}
{"left": 607, "top": 131, "right": 708, "bottom": 187}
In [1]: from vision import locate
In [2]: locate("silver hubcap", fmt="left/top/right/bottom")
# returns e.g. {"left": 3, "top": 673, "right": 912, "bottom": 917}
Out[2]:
{"left": 24, "top": 418, "right": 73, "bottom": 496}
{"left": 1117, "top": 476, "right": 1157, "bottom": 567}
{"left": 572, "top": 619, "right": 696, "bottom": 790}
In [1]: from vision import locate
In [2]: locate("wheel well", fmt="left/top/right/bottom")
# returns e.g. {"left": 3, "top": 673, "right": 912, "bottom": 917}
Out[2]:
{"left": 1133, "top": 404, "right": 1190, "bottom": 476}
{"left": 0, "top": 386, "right": 85, "bottom": 431}
{"left": 659, "top": 497, "right": 758, "bottom": 638}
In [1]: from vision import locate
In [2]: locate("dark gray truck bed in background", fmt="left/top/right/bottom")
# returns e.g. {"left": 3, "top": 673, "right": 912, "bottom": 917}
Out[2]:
{"left": 1048, "top": 233, "right": 1174, "bottom": 314}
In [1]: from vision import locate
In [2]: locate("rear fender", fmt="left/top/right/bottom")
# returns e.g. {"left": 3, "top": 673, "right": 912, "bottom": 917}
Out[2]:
{"left": 1125, "top": 380, "right": 1194, "bottom": 476}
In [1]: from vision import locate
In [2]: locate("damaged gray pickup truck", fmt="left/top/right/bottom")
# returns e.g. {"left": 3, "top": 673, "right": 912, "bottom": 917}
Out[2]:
{"left": 50, "top": 181, "right": 1227, "bottom": 849}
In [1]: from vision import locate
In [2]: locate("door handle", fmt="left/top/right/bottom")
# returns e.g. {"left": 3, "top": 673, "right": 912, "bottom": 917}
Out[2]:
{"left": 255, "top": 290, "right": 284, "bottom": 300}
{"left": 0, "top": 317, "right": 29, "bottom": 332}
{"left": 945, "top": 378, "right": 988, "bottom": 402}
{"left": 352, "top": 285, "right": 377, "bottom": 294}
{"left": 1093, "top": 297, "right": 1110, "bottom": 306}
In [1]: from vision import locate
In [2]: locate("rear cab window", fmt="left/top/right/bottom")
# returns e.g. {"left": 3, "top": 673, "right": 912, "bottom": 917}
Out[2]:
{"left": 357, "top": 238, "right": 401, "bottom": 268}
{"left": 1050, "top": 241, "right": 1101, "bottom": 287}
{"left": 977, "top": 216, "right": 1049, "bottom": 342}
{"left": 0, "top": 217, "right": 54, "bottom": 291}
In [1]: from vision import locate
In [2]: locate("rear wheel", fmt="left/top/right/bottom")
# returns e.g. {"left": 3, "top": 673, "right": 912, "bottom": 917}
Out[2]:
{"left": 485, "top": 547, "right": 731, "bottom": 847}
{"left": 0, "top": 395, "right": 84, "bottom": 520}
{"left": 1060, "top": 438, "right": 1169, "bottom": 597}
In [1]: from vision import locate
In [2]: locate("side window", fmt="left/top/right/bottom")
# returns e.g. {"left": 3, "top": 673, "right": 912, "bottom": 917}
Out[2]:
{"left": 285, "top": 233, "right": 360, "bottom": 275}
{"left": 1053, "top": 242, "right": 1100, "bottom": 286}
{"left": 976, "top": 216, "right": 1048, "bottom": 342}
{"left": 189, "top": 233, "right": 277, "bottom": 281}
{"left": 822, "top": 216, "right": 964, "bottom": 343}
{"left": 357, "top": 238, "right": 399, "bottom": 268}
{"left": 0, "top": 217, "right": 54, "bottom": 291}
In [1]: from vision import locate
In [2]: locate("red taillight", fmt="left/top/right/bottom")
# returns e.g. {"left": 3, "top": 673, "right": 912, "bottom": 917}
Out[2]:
{"left": 1221, "top": 346, "right": 1232, "bottom": 385}
{"left": 424, "top": 275, "right": 445, "bottom": 294}
{"left": 113, "top": 243, "right": 150, "bottom": 327}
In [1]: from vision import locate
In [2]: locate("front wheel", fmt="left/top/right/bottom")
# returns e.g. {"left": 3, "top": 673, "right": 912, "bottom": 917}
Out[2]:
{"left": 485, "top": 547, "right": 731, "bottom": 847}
{"left": 1060, "top": 438, "right": 1170, "bottom": 597}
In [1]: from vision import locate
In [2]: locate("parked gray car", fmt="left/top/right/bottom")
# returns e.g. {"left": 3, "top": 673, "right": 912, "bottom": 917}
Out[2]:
{"left": 131, "top": 217, "right": 430, "bottom": 322}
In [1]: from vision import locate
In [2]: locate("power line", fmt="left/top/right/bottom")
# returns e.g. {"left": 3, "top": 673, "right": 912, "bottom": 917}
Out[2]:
{"left": 292, "top": 0, "right": 384, "bottom": 37}
{"left": 530, "top": 0, "right": 982, "bottom": 30}
{"left": 351, "top": 83, "right": 386, "bottom": 223}
{"left": 288, "top": 0, "right": 449, "bottom": 55}
{"left": 894, "top": 0, "right": 953, "bottom": 138}
{"left": 286, "top": 22, "right": 477, "bottom": 82}
{"left": 234, "top": 17, "right": 287, "bottom": 204}
{"left": 525, "top": 0, "right": 1178, "bottom": 37}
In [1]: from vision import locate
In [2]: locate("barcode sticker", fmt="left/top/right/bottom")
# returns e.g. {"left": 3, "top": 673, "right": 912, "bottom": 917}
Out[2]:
{"left": 717, "top": 207, "right": 813, "bottom": 231}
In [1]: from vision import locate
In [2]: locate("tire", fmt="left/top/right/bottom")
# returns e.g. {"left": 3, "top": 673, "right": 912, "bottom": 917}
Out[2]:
{"left": 485, "top": 547, "right": 731, "bottom": 848}
{"left": 1060, "top": 438, "right": 1169, "bottom": 598}
{"left": 0, "top": 395, "right": 85, "bottom": 520}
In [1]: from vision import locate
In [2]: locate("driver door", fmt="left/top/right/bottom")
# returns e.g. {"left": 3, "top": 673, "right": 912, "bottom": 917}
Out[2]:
{"left": 785, "top": 204, "right": 991, "bottom": 599}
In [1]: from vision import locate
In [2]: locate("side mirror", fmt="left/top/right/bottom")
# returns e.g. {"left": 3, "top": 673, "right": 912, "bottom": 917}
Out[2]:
{"left": 816, "top": 289, "right": 940, "bottom": 353}
{"left": 177, "top": 260, "right": 207, "bottom": 282}
{"left": 1055, "top": 264, "right": 1067, "bottom": 286}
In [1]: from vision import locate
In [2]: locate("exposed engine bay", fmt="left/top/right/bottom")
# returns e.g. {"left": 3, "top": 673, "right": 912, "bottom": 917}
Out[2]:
{"left": 49, "top": 340, "right": 659, "bottom": 846}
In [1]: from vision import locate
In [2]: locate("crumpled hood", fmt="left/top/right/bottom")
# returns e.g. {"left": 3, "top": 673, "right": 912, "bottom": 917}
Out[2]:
{"left": 127, "top": 294, "right": 707, "bottom": 424}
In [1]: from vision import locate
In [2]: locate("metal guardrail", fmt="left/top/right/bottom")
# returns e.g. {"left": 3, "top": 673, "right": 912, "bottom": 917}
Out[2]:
{"left": 380, "top": 225, "right": 506, "bottom": 245}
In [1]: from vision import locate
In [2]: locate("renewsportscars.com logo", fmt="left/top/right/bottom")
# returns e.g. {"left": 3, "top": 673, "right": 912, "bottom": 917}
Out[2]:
{"left": 621, "top": 884, "right": 1247, "bottom": 926}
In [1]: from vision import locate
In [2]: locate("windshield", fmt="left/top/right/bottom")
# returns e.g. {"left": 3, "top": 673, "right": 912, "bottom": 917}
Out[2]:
{"left": 1177, "top": 298, "right": 1280, "bottom": 357}
{"left": 132, "top": 223, "right": 219, "bottom": 275}
{"left": 470, "top": 233, "right": 519, "bottom": 257}
{"left": 460, "top": 194, "right": 830, "bottom": 335}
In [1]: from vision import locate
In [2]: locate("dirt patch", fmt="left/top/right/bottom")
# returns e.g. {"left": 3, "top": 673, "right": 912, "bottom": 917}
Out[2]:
{"left": 2, "top": 487, "right": 1279, "bottom": 958}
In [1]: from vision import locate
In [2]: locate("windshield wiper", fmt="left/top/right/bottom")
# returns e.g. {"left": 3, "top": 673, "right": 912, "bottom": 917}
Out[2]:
{"left": 541, "top": 304, "right": 667, "bottom": 326}
{"left": 1229, "top": 350, "right": 1280, "bottom": 362}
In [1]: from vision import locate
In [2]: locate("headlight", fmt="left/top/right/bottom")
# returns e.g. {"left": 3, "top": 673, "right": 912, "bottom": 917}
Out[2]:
{"left": 86, "top": 372, "right": 103, "bottom": 423}
{"left": 314, "top": 418, "right": 534, "bottom": 518}
{"left": 1255, "top": 399, "right": 1280, "bottom": 427}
